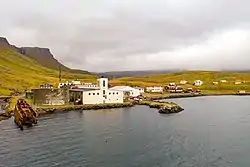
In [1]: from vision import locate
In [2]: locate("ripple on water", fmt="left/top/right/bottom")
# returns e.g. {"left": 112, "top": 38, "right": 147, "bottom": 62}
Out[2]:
{"left": 1, "top": 96, "right": 250, "bottom": 167}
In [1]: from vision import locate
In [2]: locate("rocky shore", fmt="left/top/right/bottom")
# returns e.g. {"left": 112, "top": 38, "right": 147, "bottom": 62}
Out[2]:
{"left": 0, "top": 98, "right": 184, "bottom": 122}
{"left": 0, "top": 97, "right": 11, "bottom": 121}
{"left": 137, "top": 101, "right": 184, "bottom": 114}
{"left": 145, "top": 92, "right": 250, "bottom": 100}
{"left": 36, "top": 102, "right": 135, "bottom": 115}
{"left": 36, "top": 100, "right": 184, "bottom": 115}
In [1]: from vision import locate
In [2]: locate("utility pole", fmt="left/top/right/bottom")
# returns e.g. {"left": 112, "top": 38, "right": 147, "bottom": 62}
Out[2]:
{"left": 59, "top": 65, "right": 62, "bottom": 83}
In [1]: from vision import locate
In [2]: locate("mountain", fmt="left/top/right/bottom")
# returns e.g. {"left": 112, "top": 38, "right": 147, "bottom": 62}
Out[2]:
{"left": 110, "top": 71, "right": 250, "bottom": 92}
{"left": 97, "top": 70, "right": 180, "bottom": 79}
{"left": 17, "top": 47, "right": 89, "bottom": 74}
{"left": 0, "top": 37, "right": 96, "bottom": 95}
{"left": 0, "top": 36, "right": 89, "bottom": 75}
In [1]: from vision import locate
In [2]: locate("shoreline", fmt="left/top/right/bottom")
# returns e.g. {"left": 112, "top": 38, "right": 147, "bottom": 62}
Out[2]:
{"left": 0, "top": 100, "right": 183, "bottom": 122}
{"left": 36, "top": 100, "right": 183, "bottom": 116}
{"left": 36, "top": 102, "right": 134, "bottom": 115}
{"left": 145, "top": 92, "right": 250, "bottom": 100}
{"left": 1, "top": 93, "right": 249, "bottom": 122}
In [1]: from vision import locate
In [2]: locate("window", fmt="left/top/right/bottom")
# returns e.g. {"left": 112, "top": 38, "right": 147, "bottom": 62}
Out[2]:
{"left": 103, "top": 90, "right": 106, "bottom": 95}
{"left": 103, "top": 80, "right": 106, "bottom": 87}
{"left": 89, "top": 93, "right": 91, "bottom": 95}
{"left": 113, "top": 92, "right": 115, "bottom": 95}
{"left": 109, "top": 92, "right": 111, "bottom": 95}
{"left": 116, "top": 92, "right": 118, "bottom": 95}
{"left": 93, "top": 93, "right": 95, "bottom": 95}
{"left": 97, "top": 93, "right": 99, "bottom": 95}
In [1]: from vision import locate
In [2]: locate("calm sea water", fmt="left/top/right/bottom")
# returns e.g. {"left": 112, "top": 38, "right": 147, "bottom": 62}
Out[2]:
{"left": 1, "top": 96, "right": 250, "bottom": 167}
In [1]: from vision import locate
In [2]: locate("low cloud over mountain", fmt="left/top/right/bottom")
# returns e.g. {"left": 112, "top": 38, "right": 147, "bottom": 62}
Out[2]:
{"left": 1, "top": 0, "right": 250, "bottom": 72}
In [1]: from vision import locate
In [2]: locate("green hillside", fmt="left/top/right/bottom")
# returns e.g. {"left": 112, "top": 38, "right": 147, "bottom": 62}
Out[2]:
{"left": 0, "top": 46, "right": 97, "bottom": 95}
{"left": 110, "top": 71, "right": 250, "bottom": 93}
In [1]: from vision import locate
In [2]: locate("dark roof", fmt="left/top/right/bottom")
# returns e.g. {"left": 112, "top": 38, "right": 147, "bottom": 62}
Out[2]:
{"left": 69, "top": 88, "right": 98, "bottom": 92}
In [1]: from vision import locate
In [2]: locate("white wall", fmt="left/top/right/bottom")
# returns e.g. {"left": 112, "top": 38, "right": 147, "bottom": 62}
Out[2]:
{"left": 129, "top": 89, "right": 140, "bottom": 97}
{"left": 82, "top": 90, "right": 124, "bottom": 104}
{"left": 146, "top": 87, "right": 163, "bottom": 93}
{"left": 106, "top": 90, "right": 124, "bottom": 103}
{"left": 110, "top": 86, "right": 141, "bottom": 97}
{"left": 82, "top": 90, "right": 103, "bottom": 104}
{"left": 135, "top": 88, "right": 144, "bottom": 93}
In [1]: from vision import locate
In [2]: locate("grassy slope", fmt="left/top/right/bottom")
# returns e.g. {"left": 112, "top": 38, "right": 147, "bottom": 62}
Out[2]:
{"left": 110, "top": 71, "right": 250, "bottom": 93}
{"left": 0, "top": 47, "right": 97, "bottom": 95}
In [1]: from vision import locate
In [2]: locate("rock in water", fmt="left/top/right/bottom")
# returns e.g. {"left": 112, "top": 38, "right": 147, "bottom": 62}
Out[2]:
{"left": 159, "top": 105, "right": 184, "bottom": 114}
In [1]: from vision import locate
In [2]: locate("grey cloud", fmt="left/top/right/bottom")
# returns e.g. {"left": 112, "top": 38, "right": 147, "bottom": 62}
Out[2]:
{"left": 1, "top": 0, "right": 250, "bottom": 72}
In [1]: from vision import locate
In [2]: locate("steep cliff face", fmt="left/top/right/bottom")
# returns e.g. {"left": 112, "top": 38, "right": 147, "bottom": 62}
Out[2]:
{"left": 0, "top": 37, "right": 10, "bottom": 47}
{"left": 0, "top": 36, "right": 90, "bottom": 74}
{"left": 20, "top": 47, "right": 69, "bottom": 71}
{"left": 0, "top": 36, "right": 96, "bottom": 95}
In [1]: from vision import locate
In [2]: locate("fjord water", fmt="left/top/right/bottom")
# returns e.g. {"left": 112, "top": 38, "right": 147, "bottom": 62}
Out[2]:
{"left": 1, "top": 96, "right": 250, "bottom": 167}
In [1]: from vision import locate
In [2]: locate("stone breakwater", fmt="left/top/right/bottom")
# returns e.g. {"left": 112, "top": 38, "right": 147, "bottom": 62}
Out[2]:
{"left": 0, "top": 100, "right": 184, "bottom": 122}
{"left": 137, "top": 101, "right": 184, "bottom": 114}
{"left": 36, "top": 101, "right": 184, "bottom": 115}
{"left": 36, "top": 102, "right": 134, "bottom": 115}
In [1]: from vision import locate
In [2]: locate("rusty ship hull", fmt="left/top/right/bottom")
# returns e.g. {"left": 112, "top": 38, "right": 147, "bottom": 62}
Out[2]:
{"left": 14, "top": 99, "right": 38, "bottom": 130}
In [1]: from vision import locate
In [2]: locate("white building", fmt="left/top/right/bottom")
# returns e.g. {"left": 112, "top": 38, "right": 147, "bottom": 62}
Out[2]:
{"left": 135, "top": 87, "right": 145, "bottom": 93}
{"left": 69, "top": 78, "right": 124, "bottom": 104}
{"left": 169, "top": 82, "right": 176, "bottom": 86}
{"left": 146, "top": 86, "right": 163, "bottom": 93}
{"left": 58, "top": 80, "right": 81, "bottom": 88}
{"left": 73, "top": 83, "right": 99, "bottom": 89}
{"left": 180, "top": 80, "right": 188, "bottom": 85}
{"left": 193, "top": 80, "right": 203, "bottom": 86}
{"left": 235, "top": 81, "right": 242, "bottom": 85}
{"left": 212, "top": 81, "right": 219, "bottom": 85}
{"left": 220, "top": 80, "right": 227, "bottom": 83}
{"left": 109, "top": 86, "right": 140, "bottom": 97}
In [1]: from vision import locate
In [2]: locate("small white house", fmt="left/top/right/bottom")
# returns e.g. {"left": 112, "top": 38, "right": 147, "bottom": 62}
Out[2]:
{"left": 238, "top": 90, "right": 246, "bottom": 94}
{"left": 109, "top": 86, "right": 140, "bottom": 97}
{"left": 180, "top": 80, "right": 188, "bottom": 85}
{"left": 212, "top": 82, "right": 219, "bottom": 85}
{"left": 69, "top": 78, "right": 124, "bottom": 104}
{"left": 58, "top": 80, "right": 81, "bottom": 88}
{"left": 135, "top": 87, "right": 145, "bottom": 93}
{"left": 146, "top": 86, "right": 163, "bottom": 93}
{"left": 235, "top": 81, "right": 242, "bottom": 85}
{"left": 169, "top": 82, "right": 176, "bottom": 86}
{"left": 193, "top": 80, "right": 203, "bottom": 86}
{"left": 220, "top": 80, "right": 227, "bottom": 83}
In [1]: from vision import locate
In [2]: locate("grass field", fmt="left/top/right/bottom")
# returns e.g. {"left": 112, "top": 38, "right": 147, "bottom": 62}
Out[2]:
{"left": 0, "top": 47, "right": 97, "bottom": 95}
{"left": 110, "top": 71, "right": 250, "bottom": 93}
{"left": 2, "top": 44, "right": 250, "bottom": 96}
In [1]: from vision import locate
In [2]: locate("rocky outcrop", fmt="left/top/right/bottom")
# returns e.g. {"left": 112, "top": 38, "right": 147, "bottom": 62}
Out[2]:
{"left": 0, "top": 37, "right": 10, "bottom": 47}
{"left": 19, "top": 47, "right": 90, "bottom": 74}
{"left": 20, "top": 47, "right": 69, "bottom": 71}
{"left": 137, "top": 101, "right": 184, "bottom": 114}
{"left": 158, "top": 105, "right": 184, "bottom": 114}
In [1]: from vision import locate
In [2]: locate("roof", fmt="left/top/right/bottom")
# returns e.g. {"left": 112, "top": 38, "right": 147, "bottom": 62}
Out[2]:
{"left": 69, "top": 88, "right": 98, "bottom": 92}
{"left": 110, "top": 86, "right": 137, "bottom": 91}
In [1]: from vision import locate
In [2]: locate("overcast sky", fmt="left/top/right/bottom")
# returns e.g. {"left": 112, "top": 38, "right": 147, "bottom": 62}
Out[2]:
{"left": 1, "top": 0, "right": 250, "bottom": 72}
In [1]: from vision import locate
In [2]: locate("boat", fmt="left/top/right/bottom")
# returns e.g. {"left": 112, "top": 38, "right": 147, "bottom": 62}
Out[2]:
{"left": 14, "top": 99, "right": 38, "bottom": 130}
